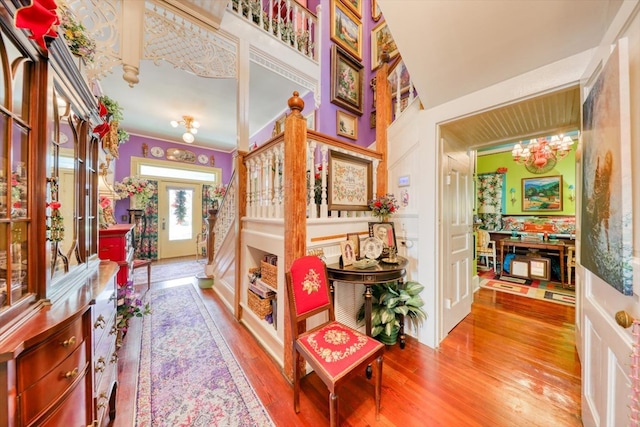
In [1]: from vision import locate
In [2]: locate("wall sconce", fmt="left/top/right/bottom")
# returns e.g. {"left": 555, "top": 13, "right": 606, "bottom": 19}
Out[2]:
{"left": 510, "top": 187, "right": 516, "bottom": 205}
{"left": 568, "top": 184, "right": 575, "bottom": 202}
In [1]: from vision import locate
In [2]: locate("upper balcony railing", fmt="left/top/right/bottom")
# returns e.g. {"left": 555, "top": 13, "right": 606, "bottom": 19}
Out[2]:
{"left": 228, "top": 0, "right": 318, "bottom": 62}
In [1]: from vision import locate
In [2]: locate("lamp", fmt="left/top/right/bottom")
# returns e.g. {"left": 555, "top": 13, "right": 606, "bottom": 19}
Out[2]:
{"left": 511, "top": 134, "right": 575, "bottom": 173}
{"left": 568, "top": 184, "right": 575, "bottom": 202}
{"left": 478, "top": 204, "right": 495, "bottom": 214}
{"left": 510, "top": 188, "right": 516, "bottom": 205}
{"left": 170, "top": 115, "right": 200, "bottom": 143}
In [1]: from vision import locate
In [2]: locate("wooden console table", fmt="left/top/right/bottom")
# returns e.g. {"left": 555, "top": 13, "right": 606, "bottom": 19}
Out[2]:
{"left": 500, "top": 238, "right": 567, "bottom": 284}
{"left": 326, "top": 257, "right": 408, "bottom": 347}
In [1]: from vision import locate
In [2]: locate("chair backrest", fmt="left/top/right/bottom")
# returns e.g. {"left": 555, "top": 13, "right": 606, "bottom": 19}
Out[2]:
{"left": 285, "top": 255, "right": 335, "bottom": 337}
{"left": 477, "top": 230, "right": 491, "bottom": 248}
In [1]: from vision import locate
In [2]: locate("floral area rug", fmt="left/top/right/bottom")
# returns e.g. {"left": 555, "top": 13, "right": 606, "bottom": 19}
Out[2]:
{"left": 135, "top": 284, "right": 274, "bottom": 426}
{"left": 480, "top": 275, "right": 575, "bottom": 307}
{"left": 132, "top": 257, "right": 204, "bottom": 286}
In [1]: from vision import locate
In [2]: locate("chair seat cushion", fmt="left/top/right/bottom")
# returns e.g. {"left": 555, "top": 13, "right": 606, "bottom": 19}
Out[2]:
{"left": 297, "top": 321, "right": 383, "bottom": 380}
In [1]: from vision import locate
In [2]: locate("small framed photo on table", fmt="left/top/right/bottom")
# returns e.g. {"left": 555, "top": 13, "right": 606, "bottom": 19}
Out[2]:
{"left": 368, "top": 222, "right": 397, "bottom": 258}
{"left": 346, "top": 233, "right": 361, "bottom": 259}
{"left": 340, "top": 240, "right": 356, "bottom": 266}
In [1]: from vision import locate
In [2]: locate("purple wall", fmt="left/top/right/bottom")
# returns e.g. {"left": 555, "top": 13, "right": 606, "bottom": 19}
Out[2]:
{"left": 113, "top": 134, "right": 233, "bottom": 222}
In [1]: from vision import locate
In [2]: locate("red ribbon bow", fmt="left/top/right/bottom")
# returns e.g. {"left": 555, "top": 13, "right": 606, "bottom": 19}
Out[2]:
{"left": 93, "top": 101, "right": 111, "bottom": 137}
{"left": 15, "top": 0, "right": 60, "bottom": 51}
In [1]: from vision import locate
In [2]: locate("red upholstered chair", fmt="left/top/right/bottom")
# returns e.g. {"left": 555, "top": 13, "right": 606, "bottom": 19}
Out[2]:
{"left": 286, "top": 255, "right": 384, "bottom": 427}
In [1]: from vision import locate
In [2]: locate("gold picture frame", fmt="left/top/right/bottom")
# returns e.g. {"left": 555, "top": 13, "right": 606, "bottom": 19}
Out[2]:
{"left": 330, "top": 0, "right": 362, "bottom": 61}
{"left": 371, "top": 0, "right": 381, "bottom": 21}
{"left": 340, "top": 240, "right": 356, "bottom": 266}
{"left": 331, "top": 45, "right": 363, "bottom": 115}
{"left": 328, "top": 150, "right": 372, "bottom": 211}
{"left": 346, "top": 232, "right": 361, "bottom": 259}
{"left": 371, "top": 20, "right": 398, "bottom": 70}
{"left": 342, "top": 0, "right": 362, "bottom": 18}
{"left": 336, "top": 110, "right": 358, "bottom": 140}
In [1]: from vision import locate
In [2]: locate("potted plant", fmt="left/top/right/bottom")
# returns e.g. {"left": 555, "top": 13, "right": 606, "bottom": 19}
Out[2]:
{"left": 357, "top": 280, "right": 427, "bottom": 345}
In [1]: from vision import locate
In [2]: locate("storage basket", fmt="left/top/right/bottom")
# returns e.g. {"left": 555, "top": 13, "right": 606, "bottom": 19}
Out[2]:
{"left": 247, "top": 289, "right": 273, "bottom": 319}
{"left": 260, "top": 261, "right": 278, "bottom": 288}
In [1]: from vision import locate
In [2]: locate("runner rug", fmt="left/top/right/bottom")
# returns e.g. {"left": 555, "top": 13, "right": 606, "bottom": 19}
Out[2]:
{"left": 480, "top": 275, "right": 575, "bottom": 307}
{"left": 132, "top": 258, "right": 203, "bottom": 286}
{"left": 135, "top": 284, "right": 274, "bottom": 426}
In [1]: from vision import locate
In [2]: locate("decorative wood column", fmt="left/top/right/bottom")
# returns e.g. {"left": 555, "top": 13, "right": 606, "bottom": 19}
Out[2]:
{"left": 375, "top": 51, "right": 391, "bottom": 196}
{"left": 234, "top": 150, "right": 248, "bottom": 320}
{"left": 283, "top": 91, "right": 308, "bottom": 381}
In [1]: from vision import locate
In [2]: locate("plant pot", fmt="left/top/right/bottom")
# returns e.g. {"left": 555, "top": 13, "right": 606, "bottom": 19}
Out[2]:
{"left": 377, "top": 327, "right": 399, "bottom": 346}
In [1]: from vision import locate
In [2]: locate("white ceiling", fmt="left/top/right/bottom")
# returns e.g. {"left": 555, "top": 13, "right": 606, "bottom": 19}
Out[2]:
{"left": 379, "top": 0, "right": 623, "bottom": 110}
{"left": 93, "top": 0, "right": 624, "bottom": 153}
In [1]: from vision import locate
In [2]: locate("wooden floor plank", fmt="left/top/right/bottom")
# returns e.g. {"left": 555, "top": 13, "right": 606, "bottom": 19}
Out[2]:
{"left": 110, "top": 268, "right": 581, "bottom": 427}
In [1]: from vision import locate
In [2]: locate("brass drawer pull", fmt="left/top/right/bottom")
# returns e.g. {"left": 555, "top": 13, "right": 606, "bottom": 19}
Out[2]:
{"left": 94, "top": 314, "right": 106, "bottom": 329}
{"left": 110, "top": 352, "right": 119, "bottom": 364}
{"left": 64, "top": 367, "right": 79, "bottom": 379}
{"left": 61, "top": 336, "right": 77, "bottom": 347}
{"left": 95, "top": 356, "right": 106, "bottom": 372}
{"left": 97, "top": 392, "right": 109, "bottom": 409}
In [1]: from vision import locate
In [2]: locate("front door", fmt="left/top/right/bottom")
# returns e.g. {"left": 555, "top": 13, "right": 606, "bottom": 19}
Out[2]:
{"left": 442, "top": 150, "right": 474, "bottom": 335}
{"left": 158, "top": 181, "right": 201, "bottom": 259}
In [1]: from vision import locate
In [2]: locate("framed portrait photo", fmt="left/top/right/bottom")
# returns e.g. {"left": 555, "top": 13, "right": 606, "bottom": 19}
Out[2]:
{"left": 346, "top": 232, "right": 361, "bottom": 259}
{"left": 330, "top": 0, "right": 362, "bottom": 61}
{"left": 331, "top": 45, "right": 364, "bottom": 115}
{"left": 328, "top": 150, "right": 372, "bottom": 210}
{"left": 522, "top": 176, "right": 563, "bottom": 212}
{"left": 371, "top": 21, "right": 398, "bottom": 70}
{"left": 340, "top": 240, "right": 356, "bottom": 266}
{"left": 368, "top": 222, "right": 397, "bottom": 257}
{"left": 336, "top": 110, "right": 358, "bottom": 140}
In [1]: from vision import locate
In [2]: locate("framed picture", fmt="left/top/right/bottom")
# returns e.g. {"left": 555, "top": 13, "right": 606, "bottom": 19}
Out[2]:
{"left": 342, "top": 0, "right": 361, "bottom": 18}
{"left": 388, "top": 58, "right": 411, "bottom": 95}
{"left": 330, "top": 45, "right": 364, "bottom": 115}
{"left": 511, "top": 258, "right": 530, "bottom": 279}
{"left": 368, "top": 222, "right": 397, "bottom": 258}
{"left": 336, "top": 110, "right": 358, "bottom": 140}
{"left": 369, "top": 110, "right": 376, "bottom": 129}
{"left": 305, "top": 111, "right": 316, "bottom": 130}
{"left": 166, "top": 148, "right": 196, "bottom": 163}
{"left": 346, "top": 232, "right": 361, "bottom": 259}
{"left": 328, "top": 150, "right": 372, "bottom": 210}
{"left": 371, "top": 21, "right": 398, "bottom": 70}
{"left": 581, "top": 38, "right": 633, "bottom": 295}
{"left": 340, "top": 240, "right": 356, "bottom": 266}
{"left": 371, "top": 0, "right": 381, "bottom": 21}
{"left": 528, "top": 257, "right": 551, "bottom": 281}
{"left": 522, "top": 176, "right": 563, "bottom": 212}
{"left": 330, "top": 0, "right": 362, "bottom": 61}
{"left": 272, "top": 113, "right": 286, "bottom": 136}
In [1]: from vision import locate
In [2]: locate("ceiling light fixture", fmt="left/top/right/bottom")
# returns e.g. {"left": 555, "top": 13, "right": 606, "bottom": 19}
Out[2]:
{"left": 511, "top": 134, "right": 575, "bottom": 174}
{"left": 170, "top": 115, "right": 200, "bottom": 143}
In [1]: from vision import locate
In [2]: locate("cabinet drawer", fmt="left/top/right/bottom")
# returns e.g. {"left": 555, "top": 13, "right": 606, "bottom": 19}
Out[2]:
{"left": 17, "top": 315, "right": 85, "bottom": 390}
{"left": 37, "top": 369, "right": 92, "bottom": 427}
{"left": 94, "top": 330, "right": 117, "bottom": 387}
{"left": 20, "top": 343, "right": 88, "bottom": 425}
{"left": 95, "top": 351, "right": 118, "bottom": 427}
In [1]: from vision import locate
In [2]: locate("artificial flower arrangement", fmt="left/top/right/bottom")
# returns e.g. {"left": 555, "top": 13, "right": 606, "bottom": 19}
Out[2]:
{"left": 59, "top": 7, "right": 96, "bottom": 62}
{"left": 369, "top": 193, "right": 399, "bottom": 221}
{"left": 212, "top": 184, "right": 227, "bottom": 199}
{"left": 99, "top": 95, "right": 130, "bottom": 144}
{"left": 114, "top": 175, "right": 156, "bottom": 206}
{"left": 116, "top": 280, "right": 151, "bottom": 334}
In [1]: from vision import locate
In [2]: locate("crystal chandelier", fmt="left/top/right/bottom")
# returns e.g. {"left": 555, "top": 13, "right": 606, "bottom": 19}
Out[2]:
{"left": 511, "top": 134, "right": 575, "bottom": 173}
{"left": 170, "top": 115, "right": 200, "bottom": 143}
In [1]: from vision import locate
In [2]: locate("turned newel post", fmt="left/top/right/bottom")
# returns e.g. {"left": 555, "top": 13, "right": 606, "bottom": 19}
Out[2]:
{"left": 375, "top": 49, "right": 391, "bottom": 196}
{"left": 206, "top": 206, "right": 218, "bottom": 264}
{"left": 283, "top": 91, "right": 308, "bottom": 381}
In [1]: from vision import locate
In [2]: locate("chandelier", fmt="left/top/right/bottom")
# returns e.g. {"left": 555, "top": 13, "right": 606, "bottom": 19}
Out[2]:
{"left": 511, "top": 134, "right": 575, "bottom": 174}
{"left": 170, "top": 115, "right": 200, "bottom": 143}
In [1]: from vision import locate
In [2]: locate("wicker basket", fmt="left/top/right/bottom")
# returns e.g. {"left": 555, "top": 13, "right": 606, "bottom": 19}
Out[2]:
{"left": 247, "top": 289, "right": 273, "bottom": 319}
{"left": 260, "top": 261, "right": 278, "bottom": 288}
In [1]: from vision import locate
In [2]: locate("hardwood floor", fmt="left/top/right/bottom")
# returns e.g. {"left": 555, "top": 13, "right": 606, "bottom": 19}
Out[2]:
{"left": 111, "top": 270, "right": 581, "bottom": 426}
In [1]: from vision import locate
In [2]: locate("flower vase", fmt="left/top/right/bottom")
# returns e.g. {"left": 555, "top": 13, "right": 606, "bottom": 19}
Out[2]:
{"left": 130, "top": 194, "right": 144, "bottom": 210}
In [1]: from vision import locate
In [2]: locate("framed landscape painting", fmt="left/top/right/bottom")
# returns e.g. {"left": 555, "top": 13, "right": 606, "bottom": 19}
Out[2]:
{"left": 331, "top": 45, "right": 364, "bottom": 115}
{"left": 580, "top": 38, "right": 633, "bottom": 295}
{"left": 522, "top": 176, "right": 562, "bottom": 212}
{"left": 330, "top": 0, "right": 362, "bottom": 61}
{"left": 371, "top": 21, "right": 398, "bottom": 70}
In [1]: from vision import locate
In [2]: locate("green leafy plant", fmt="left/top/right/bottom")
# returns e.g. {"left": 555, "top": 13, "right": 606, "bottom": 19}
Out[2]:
{"left": 357, "top": 281, "right": 427, "bottom": 345}
{"left": 99, "top": 95, "right": 124, "bottom": 122}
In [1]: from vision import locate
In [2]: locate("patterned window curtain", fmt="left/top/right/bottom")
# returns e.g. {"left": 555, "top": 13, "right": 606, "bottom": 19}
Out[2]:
{"left": 135, "top": 179, "right": 158, "bottom": 260}
{"left": 477, "top": 173, "right": 504, "bottom": 230}
{"left": 202, "top": 184, "right": 215, "bottom": 233}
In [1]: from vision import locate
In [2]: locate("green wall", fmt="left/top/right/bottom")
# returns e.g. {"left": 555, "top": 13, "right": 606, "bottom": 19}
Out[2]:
{"left": 477, "top": 146, "right": 576, "bottom": 215}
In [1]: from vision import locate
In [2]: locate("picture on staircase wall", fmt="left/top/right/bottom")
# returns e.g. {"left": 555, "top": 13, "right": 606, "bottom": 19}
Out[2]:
{"left": 581, "top": 38, "right": 633, "bottom": 296}
{"left": 330, "top": 0, "right": 362, "bottom": 61}
{"left": 330, "top": 45, "right": 364, "bottom": 115}
{"left": 327, "top": 150, "right": 372, "bottom": 211}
